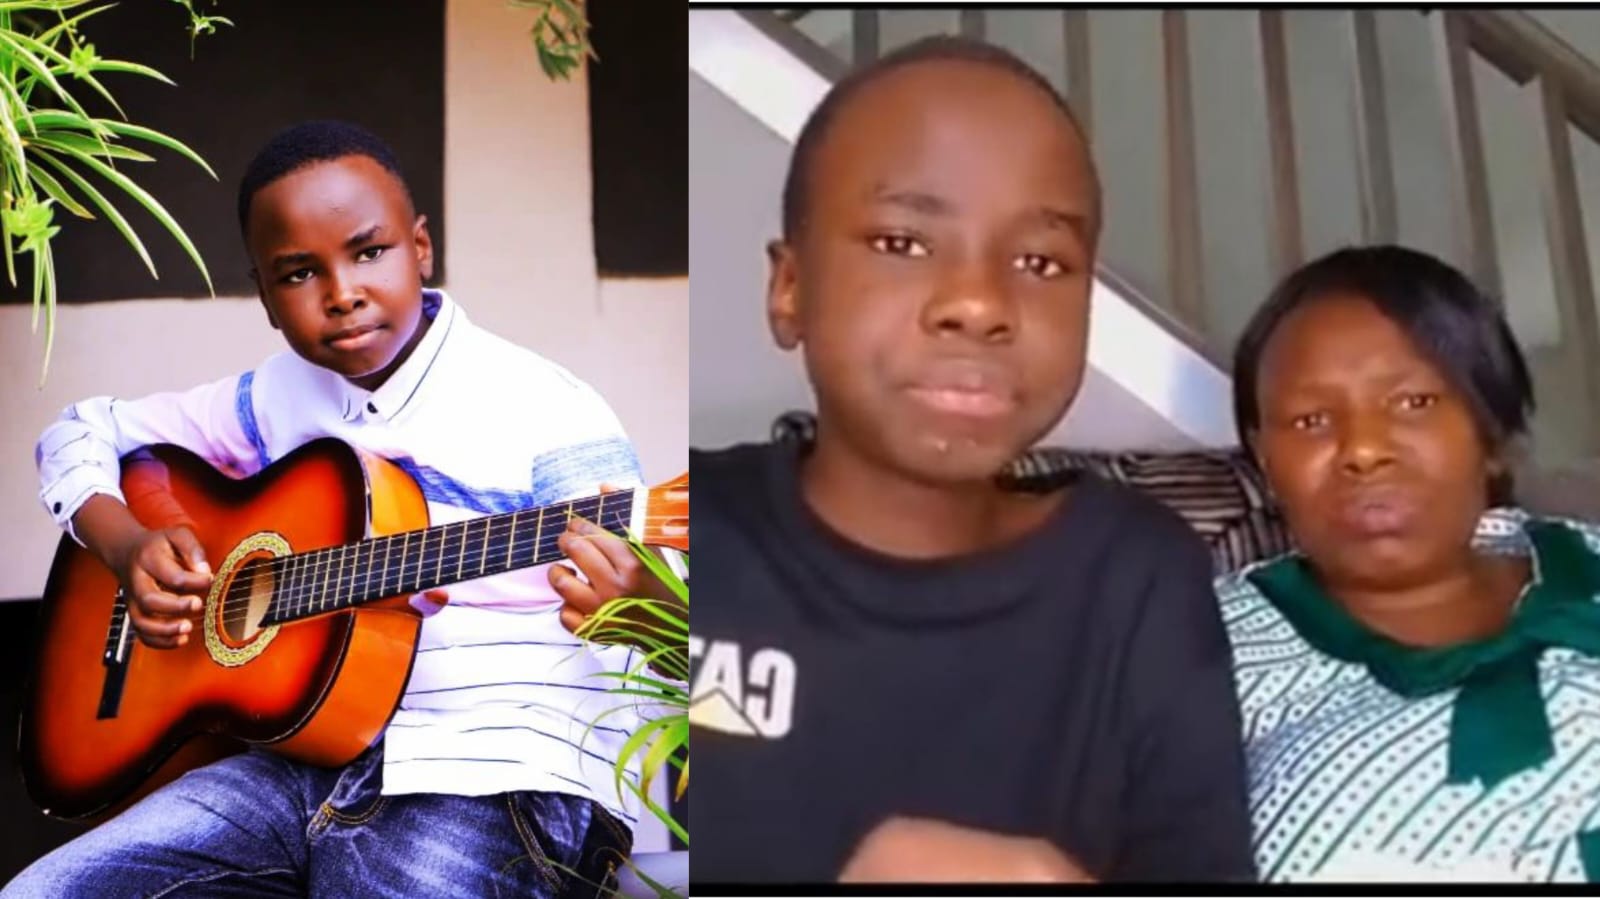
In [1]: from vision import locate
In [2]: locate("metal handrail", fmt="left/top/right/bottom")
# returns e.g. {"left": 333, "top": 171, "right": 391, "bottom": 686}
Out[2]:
{"left": 745, "top": 7, "right": 1600, "bottom": 456}
{"left": 733, "top": 8, "right": 1229, "bottom": 372}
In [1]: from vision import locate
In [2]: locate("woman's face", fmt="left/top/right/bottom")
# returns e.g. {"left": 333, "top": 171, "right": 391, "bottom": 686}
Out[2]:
{"left": 1250, "top": 292, "right": 1500, "bottom": 592}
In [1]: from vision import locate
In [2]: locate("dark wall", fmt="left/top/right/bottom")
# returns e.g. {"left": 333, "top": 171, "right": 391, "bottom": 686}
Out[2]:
{"left": 0, "top": 600, "right": 88, "bottom": 882}
{"left": 589, "top": 0, "right": 687, "bottom": 277}
{"left": 1, "top": 0, "right": 447, "bottom": 304}
{"left": 4, "top": 0, "right": 683, "bottom": 303}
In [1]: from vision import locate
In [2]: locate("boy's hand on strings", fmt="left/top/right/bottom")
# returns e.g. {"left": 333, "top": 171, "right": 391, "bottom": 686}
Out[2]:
{"left": 111, "top": 525, "right": 213, "bottom": 650}
{"left": 550, "top": 483, "right": 681, "bottom": 648}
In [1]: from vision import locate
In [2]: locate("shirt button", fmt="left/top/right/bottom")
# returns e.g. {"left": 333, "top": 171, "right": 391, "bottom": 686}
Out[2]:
{"left": 52, "top": 502, "right": 61, "bottom": 514}
{"left": 367, "top": 402, "right": 378, "bottom": 414}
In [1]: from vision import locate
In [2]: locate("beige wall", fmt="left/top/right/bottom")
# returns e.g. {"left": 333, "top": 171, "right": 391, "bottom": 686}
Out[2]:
{"left": 0, "top": 0, "right": 688, "bottom": 601}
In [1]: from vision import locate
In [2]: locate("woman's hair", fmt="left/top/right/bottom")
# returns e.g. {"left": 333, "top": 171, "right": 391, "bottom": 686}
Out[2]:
{"left": 1232, "top": 245, "right": 1536, "bottom": 505}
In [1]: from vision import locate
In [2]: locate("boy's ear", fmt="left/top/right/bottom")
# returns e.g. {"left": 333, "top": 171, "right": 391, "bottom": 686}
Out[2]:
{"left": 413, "top": 214, "right": 434, "bottom": 282}
{"left": 766, "top": 239, "right": 802, "bottom": 350}
{"left": 250, "top": 268, "right": 281, "bottom": 331}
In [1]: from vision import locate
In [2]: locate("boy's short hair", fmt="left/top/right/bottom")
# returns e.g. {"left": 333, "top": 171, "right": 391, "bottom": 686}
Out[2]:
{"left": 779, "top": 35, "right": 1097, "bottom": 242}
{"left": 1231, "top": 244, "right": 1536, "bottom": 504}
{"left": 237, "top": 120, "right": 414, "bottom": 235}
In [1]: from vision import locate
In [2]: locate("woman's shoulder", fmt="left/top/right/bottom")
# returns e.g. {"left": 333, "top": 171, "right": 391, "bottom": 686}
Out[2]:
{"left": 1213, "top": 556, "right": 1290, "bottom": 622}
{"left": 1485, "top": 507, "right": 1600, "bottom": 546}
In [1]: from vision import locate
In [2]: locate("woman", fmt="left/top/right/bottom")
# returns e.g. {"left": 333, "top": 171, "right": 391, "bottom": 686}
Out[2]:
{"left": 1223, "top": 244, "right": 1600, "bottom": 881}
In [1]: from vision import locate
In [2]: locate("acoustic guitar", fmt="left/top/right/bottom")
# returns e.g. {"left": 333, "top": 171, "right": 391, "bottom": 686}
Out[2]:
{"left": 20, "top": 437, "right": 689, "bottom": 821}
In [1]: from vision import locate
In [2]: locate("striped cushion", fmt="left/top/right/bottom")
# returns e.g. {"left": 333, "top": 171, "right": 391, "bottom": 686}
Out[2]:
{"left": 771, "top": 410, "right": 1291, "bottom": 574}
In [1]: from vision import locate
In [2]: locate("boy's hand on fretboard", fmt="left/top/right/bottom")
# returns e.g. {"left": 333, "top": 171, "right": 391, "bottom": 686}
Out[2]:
{"left": 550, "top": 485, "right": 684, "bottom": 659}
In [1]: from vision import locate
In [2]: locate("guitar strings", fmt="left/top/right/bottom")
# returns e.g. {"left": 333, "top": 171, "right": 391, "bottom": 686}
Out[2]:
{"left": 217, "top": 521, "right": 617, "bottom": 625}
{"left": 216, "top": 522, "right": 686, "bottom": 632}
{"left": 212, "top": 510, "right": 686, "bottom": 629}
{"left": 219, "top": 492, "right": 626, "bottom": 606}
{"left": 240, "top": 506, "right": 667, "bottom": 605}
{"left": 212, "top": 509, "right": 684, "bottom": 611}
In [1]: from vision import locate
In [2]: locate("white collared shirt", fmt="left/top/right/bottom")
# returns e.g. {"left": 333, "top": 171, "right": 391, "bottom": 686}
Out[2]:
{"left": 35, "top": 289, "right": 647, "bottom": 828}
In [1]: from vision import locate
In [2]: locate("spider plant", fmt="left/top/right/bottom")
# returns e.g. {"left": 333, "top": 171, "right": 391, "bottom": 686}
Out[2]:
{"left": 508, "top": 0, "right": 596, "bottom": 81}
{"left": 2, "top": 0, "right": 221, "bottom": 382}
{"left": 575, "top": 539, "right": 689, "bottom": 850}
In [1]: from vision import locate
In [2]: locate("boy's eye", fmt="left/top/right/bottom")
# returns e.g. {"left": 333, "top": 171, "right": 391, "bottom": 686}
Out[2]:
{"left": 1013, "top": 253, "right": 1065, "bottom": 279}
{"left": 1291, "top": 411, "right": 1330, "bottom": 431}
{"left": 357, "top": 246, "right": 387, "bottom": 263}
{"left": 868, "top": 234, "right": 929, "bottom": 258}
{"left": 1396, "top": 392, "right": 1439, "bottom": 412}
{"left": 283, "top": 268, "right": 313, "bottom": 285}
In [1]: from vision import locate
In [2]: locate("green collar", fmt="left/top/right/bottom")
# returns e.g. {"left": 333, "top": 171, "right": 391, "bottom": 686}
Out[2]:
{"left": 1247, "top": 520, "right": 1600, "bottom": 787}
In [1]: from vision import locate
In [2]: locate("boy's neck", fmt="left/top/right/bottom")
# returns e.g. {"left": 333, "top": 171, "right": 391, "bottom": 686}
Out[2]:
{"left": 798, "top": 432, "right": 1062, "bottom": 560}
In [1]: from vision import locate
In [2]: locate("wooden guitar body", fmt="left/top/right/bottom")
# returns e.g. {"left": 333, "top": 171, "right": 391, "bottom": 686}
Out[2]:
{"left": 21, "top": 438, "right": 428, "bottom": 820}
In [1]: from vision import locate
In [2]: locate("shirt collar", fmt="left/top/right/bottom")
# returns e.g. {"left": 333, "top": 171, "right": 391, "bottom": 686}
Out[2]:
{"left": 337, "top": 288, "right": 457, "bottom": 423}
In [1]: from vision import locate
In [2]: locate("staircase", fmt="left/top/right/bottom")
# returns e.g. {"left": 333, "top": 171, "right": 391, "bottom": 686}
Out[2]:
{"left": 691, "top": 9, "right": 1600, "bottom": 479}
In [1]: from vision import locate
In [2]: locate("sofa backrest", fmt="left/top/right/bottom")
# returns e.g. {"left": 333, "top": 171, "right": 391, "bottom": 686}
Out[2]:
{"left": 770, "top": 411, "right": 1293, "bottom": 575}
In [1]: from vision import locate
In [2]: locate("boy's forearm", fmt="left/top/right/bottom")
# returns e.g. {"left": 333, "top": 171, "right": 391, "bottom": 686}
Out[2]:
{"left": 71, "top": 494, "right": 147, "bottom": 571}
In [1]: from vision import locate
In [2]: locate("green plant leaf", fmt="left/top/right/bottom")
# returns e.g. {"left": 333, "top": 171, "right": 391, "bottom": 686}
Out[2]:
{"left": 639, "top": 716, "right": 687, "bottom": 799}
{"left": 583, "top": 704, "right": 680, "bottom": 737}
{"left": 621, "top": 776, "right": 689, "bottom": 847}
{"left": 0, "top": 28, "right": 115, "bottom": 124}
{"left": 589, "top": 594, "right": 688, "bottom": 631}
{"left": 560, "top": 526, "right": 690, "bottom": 845}
{"left": 19, "top": 108, "right": 102, "bottom": 134}
{"left": 578, "top": 615, "right": 685, "bottom": 647}
{"left": 25, "top": 159, "right": 89, "bottom": 217}
{"left": 0, "top": 74, "right": 33, "bottom": 183}
{"left": 46, "top": 142, "right": 213, "bottom": 293}
{"left": 0, "top": 1, "right": 95, "bottom": 13}
{"left": 31, "top": 131, "right": 153, "bottom": 162}
{"left": 88, "top": 118, "right": 214, "bottom": 178}
{"left": 32, "top": 147, "right": 156, "bottom": 278}
{"left": 618, "top": 855, "right": 684, "bottom": 899}
{"left": 627, "top": 544, "right": 689, "bottom": 603}
{"left": 611, "top": 715, "right": 670, "bottom": 800}
{"left": 81, "top": 58, "right": 176, "bottom": 87}
{"left": 2, "top": 212, "right": 16, "bottom": 288}
{"left": 32, "top": 2, "right": 115, "bottom": 47}
{"left": 38, "top": 234, "right": 56, "bottom": 382}
{"left": 1, "top": 154, "right": 19, "bottom": 287}
{"left": 588, "top": 670, "right": 686, "bottom": 698}
{"left": 28, "top": 221, "right": 45, "bottom": 327}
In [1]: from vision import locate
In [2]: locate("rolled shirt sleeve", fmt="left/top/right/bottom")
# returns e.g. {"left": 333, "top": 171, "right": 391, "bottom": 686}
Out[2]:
{"left": 36, "top": 372, "right": 259, "bottom": 541}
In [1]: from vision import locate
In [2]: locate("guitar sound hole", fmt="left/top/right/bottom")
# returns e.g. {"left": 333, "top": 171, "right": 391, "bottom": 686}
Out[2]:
{"left": 221, "top": 558, "right": 276, "bottom": 642}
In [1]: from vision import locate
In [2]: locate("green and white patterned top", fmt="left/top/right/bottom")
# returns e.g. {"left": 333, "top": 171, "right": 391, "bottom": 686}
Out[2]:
{"left": 1219, "top": 509, "right": 1600, "bottom": 882}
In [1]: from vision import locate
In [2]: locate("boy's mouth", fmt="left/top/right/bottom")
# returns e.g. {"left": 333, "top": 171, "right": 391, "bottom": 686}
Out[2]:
{"left": 326, "top": 323, "right": 384, "bottom": 351}
{"left": 901, "top": 360, "right": 1019, "bottom": 419}
{"left": 905, "top": 386, "right": 1015, "bottom": 417}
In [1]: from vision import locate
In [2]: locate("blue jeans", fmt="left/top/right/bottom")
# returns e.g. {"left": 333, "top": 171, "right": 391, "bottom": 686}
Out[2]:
{"left": 1, "top": 744, "right": 632, "bottom": 898}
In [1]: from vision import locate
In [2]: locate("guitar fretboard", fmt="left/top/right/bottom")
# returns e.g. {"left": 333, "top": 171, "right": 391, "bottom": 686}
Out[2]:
{"left": 255, "top": 490, "right": 633, "bottom": 626}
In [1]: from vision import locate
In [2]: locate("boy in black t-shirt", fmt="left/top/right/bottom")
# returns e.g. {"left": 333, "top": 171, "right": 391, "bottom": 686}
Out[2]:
{"left": 691, "top": 37, "right": 1255, "bottom": 884}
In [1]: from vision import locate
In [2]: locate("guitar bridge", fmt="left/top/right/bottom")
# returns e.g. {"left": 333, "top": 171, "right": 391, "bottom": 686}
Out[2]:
{"left": 96, "top": 589, "right": 133, "bottom": 720}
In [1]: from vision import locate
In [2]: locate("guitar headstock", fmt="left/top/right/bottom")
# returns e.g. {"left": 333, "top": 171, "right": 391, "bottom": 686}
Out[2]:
{"left": 639, "top": 472, "right": 688, "bottom": 552}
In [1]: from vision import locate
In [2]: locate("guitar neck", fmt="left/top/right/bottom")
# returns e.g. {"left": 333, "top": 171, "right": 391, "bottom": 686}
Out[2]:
{"left": 258, "top": 489, "right": 636, "bottom": 627}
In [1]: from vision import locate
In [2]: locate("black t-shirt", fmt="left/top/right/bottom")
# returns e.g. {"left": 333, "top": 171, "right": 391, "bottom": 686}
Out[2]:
{"left": 690, "top": 441, "right": 1256, "bottom": 884}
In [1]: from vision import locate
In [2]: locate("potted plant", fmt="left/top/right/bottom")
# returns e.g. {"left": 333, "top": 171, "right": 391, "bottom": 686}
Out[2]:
{"left": 575, "top": 540, "right": 689, "bottom": 898}
{"left": 1, "top": 0, "right": 227, "bottom": 382}
{"left": 509, "top": 0, "right": 596, "bottom": 81}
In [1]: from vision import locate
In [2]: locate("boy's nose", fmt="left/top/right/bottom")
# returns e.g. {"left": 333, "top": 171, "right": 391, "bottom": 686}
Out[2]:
{"left": 323, "top": 272, "right": 367, "bottom": 314}
{"left": 921, "top": 262, "right": 1016, "bottom": 342}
